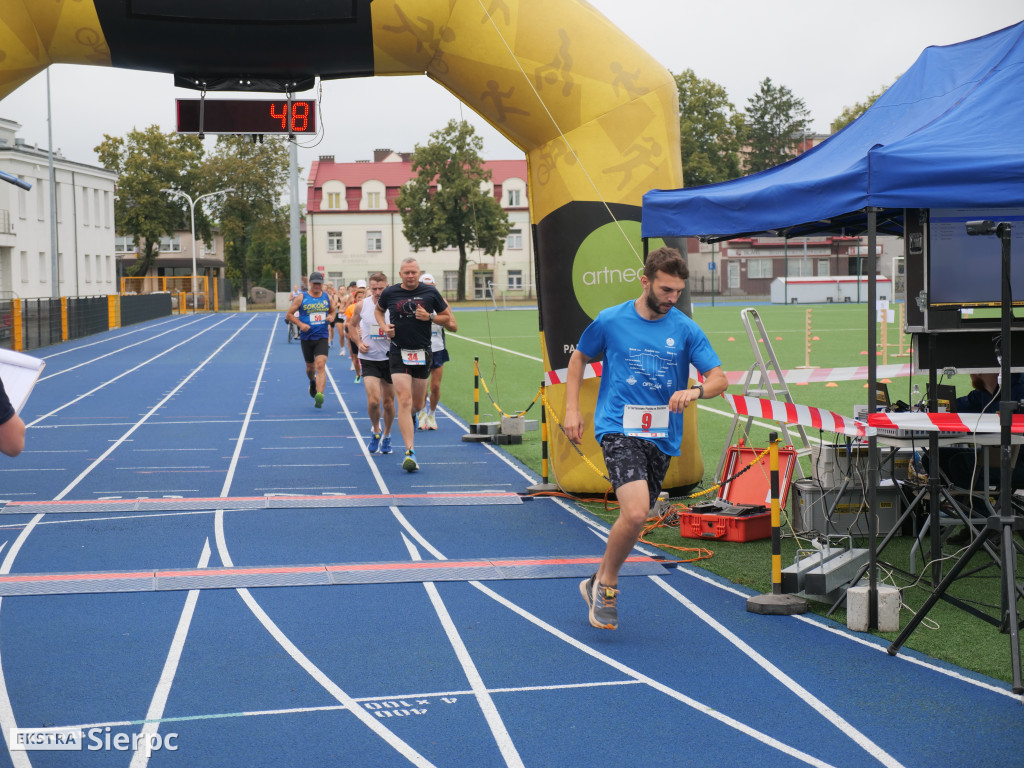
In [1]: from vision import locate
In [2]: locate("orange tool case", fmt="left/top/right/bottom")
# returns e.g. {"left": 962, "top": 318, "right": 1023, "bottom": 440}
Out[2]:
{"left": 679, "top": 441, "right": 797, "bottom": 543}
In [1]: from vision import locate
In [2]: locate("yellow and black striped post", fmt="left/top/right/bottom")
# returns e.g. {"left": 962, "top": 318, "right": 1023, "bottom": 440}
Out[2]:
{"left": 769, "top": 432, "right": 782, "bottom": 594}
{"left": 747, "top": 432, "right": 807, "bottom": 615}
{"left": 526, "top": 380, "right": 559, "bottom": 493}
{"left": 472, "top": 357, "right": 480, "bottom": 430}
{"left": 462, "top": 356, "right": 493, "bottom": 443}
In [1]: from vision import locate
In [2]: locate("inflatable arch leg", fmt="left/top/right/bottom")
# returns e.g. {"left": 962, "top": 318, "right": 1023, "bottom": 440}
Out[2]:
{"left": 0, "top": 0, "right": 701, "bottom": 493}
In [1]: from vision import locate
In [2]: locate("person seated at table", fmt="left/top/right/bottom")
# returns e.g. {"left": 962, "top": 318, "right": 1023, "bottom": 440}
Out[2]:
{"left": 927, "top": 373, "right": 1024, "bottom": 491}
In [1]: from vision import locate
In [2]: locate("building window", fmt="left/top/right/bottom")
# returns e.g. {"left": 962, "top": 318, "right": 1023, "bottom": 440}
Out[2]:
{"left": 817, "top": 258, "right": 830, "bottom": 276}
{"left": 104, "top": 190, "right": 111, "bottom": 228}
{"left": 506, "top": 229, "right": 523, "bottom": 250}
{"left": 20, "top": 251, "right": 28, "bottom": 282}
{"left": 81, "top": 186, "right": 90, "bottom": 226}
{"left": 115, "top": 235, "right": 134, "bottom": 253}
{"left": 327, "top": 231, "right": 343, "bottom": 252}
{"left": 507, "top": 189, "right": 521, "bottom": 207}
{"left": 38, "top": 251, "right": 47, "bottom": 283}
{"left": 367, "top": 191, "right": 381, "bottom": 209}
{"left": 204, "top": 238, "right": 216, "bottom": 255}
{"left": 84, "top": 253, "right": 92, "bottom": 283}
{"left": 786, "top": 259, "right": 813, "bottom": 277}
{"left": 443, "top": 271, "right": 458, "bottom": 294}
{"left": 507, "top": 270, "right": 523, "bottom": 291}
{"left": 37, "top": 181, "right": 45, "bottom": 221}
{"left": 328, "top": 271, "right": 344, "bottom": 287}
{"left": 158, "top": 235, "right": 182, "bottom": 253}
{"left": 326, "top": 191, "right": 341, "bottom": 209}
{"left": 105, "top": 254, "right": 112, "bottom": 284}
{"left": 366, "top": 230, "right": 382, "bottom": 252}
{"left": 727, "top": 261, "right": 740, "bottom": 289}
{"left": 17, "top": 184, "right": 27, "bottom": 219}
{"left": 747, "top": 258, "right": 773, "bottom": 278}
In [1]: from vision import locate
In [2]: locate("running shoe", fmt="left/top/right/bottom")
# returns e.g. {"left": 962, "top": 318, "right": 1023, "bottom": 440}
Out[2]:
{"left": 314, "top": 392, "right": 324, "bottom": 408}
{"left": 402, "top": 450, "right": 419, "bottom": 472}
{"left": 579, "top": 574, "right": 619, "bottom": 630}
{"left": 413, "top": 411, "right": 419, "bottom": 431}
{"left": 368, "top": 432, "right": 382, "bottom": 453}
{"left": 417, "top": 409, "right": 428, "bottom": 430}
{"left": 355, "top": 374, "right": 361, "bottom": 383}
{"left": 380, "top": 435, "right": 392, "bottom": 454}
{"left": 309, "top": 380, "right": 317, "bottom": 398}
{"left": 426, "top": 412, "right": 438, "bottom": 430}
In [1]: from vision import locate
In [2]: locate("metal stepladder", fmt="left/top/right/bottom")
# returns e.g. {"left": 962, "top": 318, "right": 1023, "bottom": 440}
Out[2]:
{"left": 716, "top": 307, "right": 813, "bottom": 481}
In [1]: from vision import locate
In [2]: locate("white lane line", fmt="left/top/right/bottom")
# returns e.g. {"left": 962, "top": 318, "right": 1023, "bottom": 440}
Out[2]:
{"left": 37, "top": 316, "right": 212, "bottom": 381}
{"left": 26, "top": 314, "right": 237, "bottom": 428}
{"left": 649, "top": 576, "right": 905, "bottom": 768}
{"left": 470, "top": 580, "right": 839, "bottom": 768}
{"left": 330, "top": 369, "right": 526, "bottom": 766}
{"left": 37, "top": 316, "right": 196, "bottom": 362}
{"left": 129, "top": 538, "right": 211, "bottom": 768}
{"left": 675, "top": 565, "right": 1023, "bottom": 701}
{"left": 446, "top": 334, "right": 542, "bottom": 362}
{"left": 213, "top": 325, "right": 435, "bottom": 767}
{"left": 0, "top": 314, "right": 255, "bottom": 767}
{"left": 401, "top": 534, "right": 525, "bottom": 768}
{"left": 352, "top": 400, "right": 833, "bottom": 765}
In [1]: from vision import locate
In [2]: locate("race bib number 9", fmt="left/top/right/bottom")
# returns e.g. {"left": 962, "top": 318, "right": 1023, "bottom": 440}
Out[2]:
{"left": 623, "top": 404, "right": 669, "bottom": 439}
{"left": 401, "top": 348, "right": 427, "bottom": 366}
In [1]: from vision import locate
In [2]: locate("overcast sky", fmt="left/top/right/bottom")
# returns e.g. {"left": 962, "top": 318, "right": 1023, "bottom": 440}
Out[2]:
{"left": 1, "top": 0, "right": 1021, "bottom": 176}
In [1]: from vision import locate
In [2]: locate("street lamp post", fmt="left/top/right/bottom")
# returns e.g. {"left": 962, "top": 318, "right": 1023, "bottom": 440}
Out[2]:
{"left": 161, "top": 187, "right": 234, "bottom": 308}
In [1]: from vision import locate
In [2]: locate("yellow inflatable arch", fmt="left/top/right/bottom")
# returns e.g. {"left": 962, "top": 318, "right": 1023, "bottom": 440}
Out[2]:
{"left": 0, "top": 0, "right": 701, "bottom": 493}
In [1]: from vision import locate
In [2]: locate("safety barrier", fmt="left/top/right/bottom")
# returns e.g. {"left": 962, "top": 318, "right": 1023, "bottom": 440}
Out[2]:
{"left": 1, "top": 293, "right": 172, "bottom": 352}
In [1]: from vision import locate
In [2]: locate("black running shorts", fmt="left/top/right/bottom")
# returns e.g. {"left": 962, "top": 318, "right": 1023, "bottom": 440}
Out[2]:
{"left": 600, "top": 433, "right": 672, "bottom": 508}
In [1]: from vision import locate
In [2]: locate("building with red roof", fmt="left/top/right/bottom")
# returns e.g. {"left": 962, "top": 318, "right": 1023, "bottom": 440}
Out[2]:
{"left": 305, "top": 149, "right": 532, "bottom": 300}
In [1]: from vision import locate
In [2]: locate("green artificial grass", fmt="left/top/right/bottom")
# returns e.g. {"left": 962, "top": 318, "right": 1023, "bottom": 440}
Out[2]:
{"left": 438, "top": 302, "right": 1023, "bottom": 684}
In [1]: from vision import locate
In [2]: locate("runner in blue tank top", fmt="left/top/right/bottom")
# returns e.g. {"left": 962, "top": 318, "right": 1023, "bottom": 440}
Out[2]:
{"left": 284, "top": 271, "right": 337, "bottom": 408}
{"left": 564, "top": 246, "right": 728, "bottom": 630}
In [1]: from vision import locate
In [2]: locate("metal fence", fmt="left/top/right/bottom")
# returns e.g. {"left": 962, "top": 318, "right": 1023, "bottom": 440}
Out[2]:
{"left": 0, "top": 293, "right": 173, "bottom": 352}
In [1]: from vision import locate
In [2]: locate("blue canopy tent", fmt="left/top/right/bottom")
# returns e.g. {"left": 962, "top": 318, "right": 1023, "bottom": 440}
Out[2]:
{"left": 640, "top": 19, "right": 1024, "bottom": 676}
{"left": 642, "top": 20, "right": 1024, "bottom": 241}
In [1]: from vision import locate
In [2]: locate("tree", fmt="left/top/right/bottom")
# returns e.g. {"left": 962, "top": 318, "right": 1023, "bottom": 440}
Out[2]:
{"left": 201, "top": 135, "right": 290, "bottom": 297}
{"left": 395, "top": 120, "right": 511, "bottom": 301}
{"left": 94, "top": 127, "right": 206, "bottom": 276}
{"left": 743, "top": 77, "right": 811, "bottom": 174}
{"left": 673, "top": 69, "right": 744, "bottom": 186}
{"left": 831, "top": 83, "right": 892, "bottom": 133}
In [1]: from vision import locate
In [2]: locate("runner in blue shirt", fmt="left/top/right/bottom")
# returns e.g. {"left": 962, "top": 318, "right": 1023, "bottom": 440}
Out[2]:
{"left": 284, "top": 271, "right": 337, "bottom": 408}
{"left": 564, "top": 246, "right": 728, "bottom": 630}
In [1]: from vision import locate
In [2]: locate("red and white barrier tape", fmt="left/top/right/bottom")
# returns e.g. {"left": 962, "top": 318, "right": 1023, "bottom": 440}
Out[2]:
{"left": 723, "top": 393, "right": 867, "bottom": 438}
{"left": 867, "top": 411, "right": 1024, "bottom": 434}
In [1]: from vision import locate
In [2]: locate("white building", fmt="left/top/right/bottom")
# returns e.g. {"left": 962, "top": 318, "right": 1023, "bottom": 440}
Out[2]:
{"left": 306, "top": 149, "right": 533, "bottom": 301}
{"left": 0, "top": 118, "right": 117, "bottom": 299}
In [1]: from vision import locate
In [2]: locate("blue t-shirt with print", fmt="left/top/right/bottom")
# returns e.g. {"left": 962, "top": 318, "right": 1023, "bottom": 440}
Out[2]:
{"left": 576, "top": 299, "right": 720, "bottom": 456}
{"left": 298, "top": 291, "right": 331, "bottom": 341}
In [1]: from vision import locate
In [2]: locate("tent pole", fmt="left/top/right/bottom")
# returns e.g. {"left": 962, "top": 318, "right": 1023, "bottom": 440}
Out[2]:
{"left": 866, "top": 208, "right": 880, "bottom": 629}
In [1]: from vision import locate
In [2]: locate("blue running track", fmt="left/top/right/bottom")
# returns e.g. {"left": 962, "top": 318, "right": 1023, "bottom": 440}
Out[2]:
{"left": 0, "top": 313, "right": 1020, "bottom": 768}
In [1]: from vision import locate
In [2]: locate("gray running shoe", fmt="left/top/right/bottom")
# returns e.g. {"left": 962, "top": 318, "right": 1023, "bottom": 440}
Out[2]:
{"left": 580, "top": 574, "right": 619, "bottom": 630}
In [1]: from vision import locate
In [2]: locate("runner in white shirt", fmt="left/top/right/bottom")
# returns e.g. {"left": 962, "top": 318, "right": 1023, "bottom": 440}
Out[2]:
{"left": 348, "top": 272, "right": 395, "bottom": 454}
{"left": 418, "top": 273, "right": 457, "bottom": 430}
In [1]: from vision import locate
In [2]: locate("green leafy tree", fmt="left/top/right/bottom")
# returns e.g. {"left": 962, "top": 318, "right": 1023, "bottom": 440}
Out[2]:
{"left": 743, "top": 77, "right": 811, "bottom": 174}
{"left": 395, "top": 120, "right": 511, "bottom": 301}
{"left": 673, "top": 69, "right": 744, "bottom": 186}
{"left": 94, "top": 127, "right": 206, "bottom": 276}
{"left": 201, "top": 135, "right": 291, "bottom": 297}
{"left": 832, "top": 83, "right": 892, "bottom": 133}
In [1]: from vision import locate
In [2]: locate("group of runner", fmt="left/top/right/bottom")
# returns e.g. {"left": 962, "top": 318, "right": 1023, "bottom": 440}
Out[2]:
{"left": 284, "top": 258, "right": 456, "bottom": 472}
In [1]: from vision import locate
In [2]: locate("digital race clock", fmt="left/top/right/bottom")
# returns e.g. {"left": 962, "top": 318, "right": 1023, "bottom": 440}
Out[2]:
{"left": 176, "top": 99, "right": 317, "bottom": 134}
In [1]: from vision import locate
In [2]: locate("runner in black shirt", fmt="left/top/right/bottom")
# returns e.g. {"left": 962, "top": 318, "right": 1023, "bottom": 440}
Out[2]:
{"left": 376, "top": 257, "right": 454, "bottom": 471}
